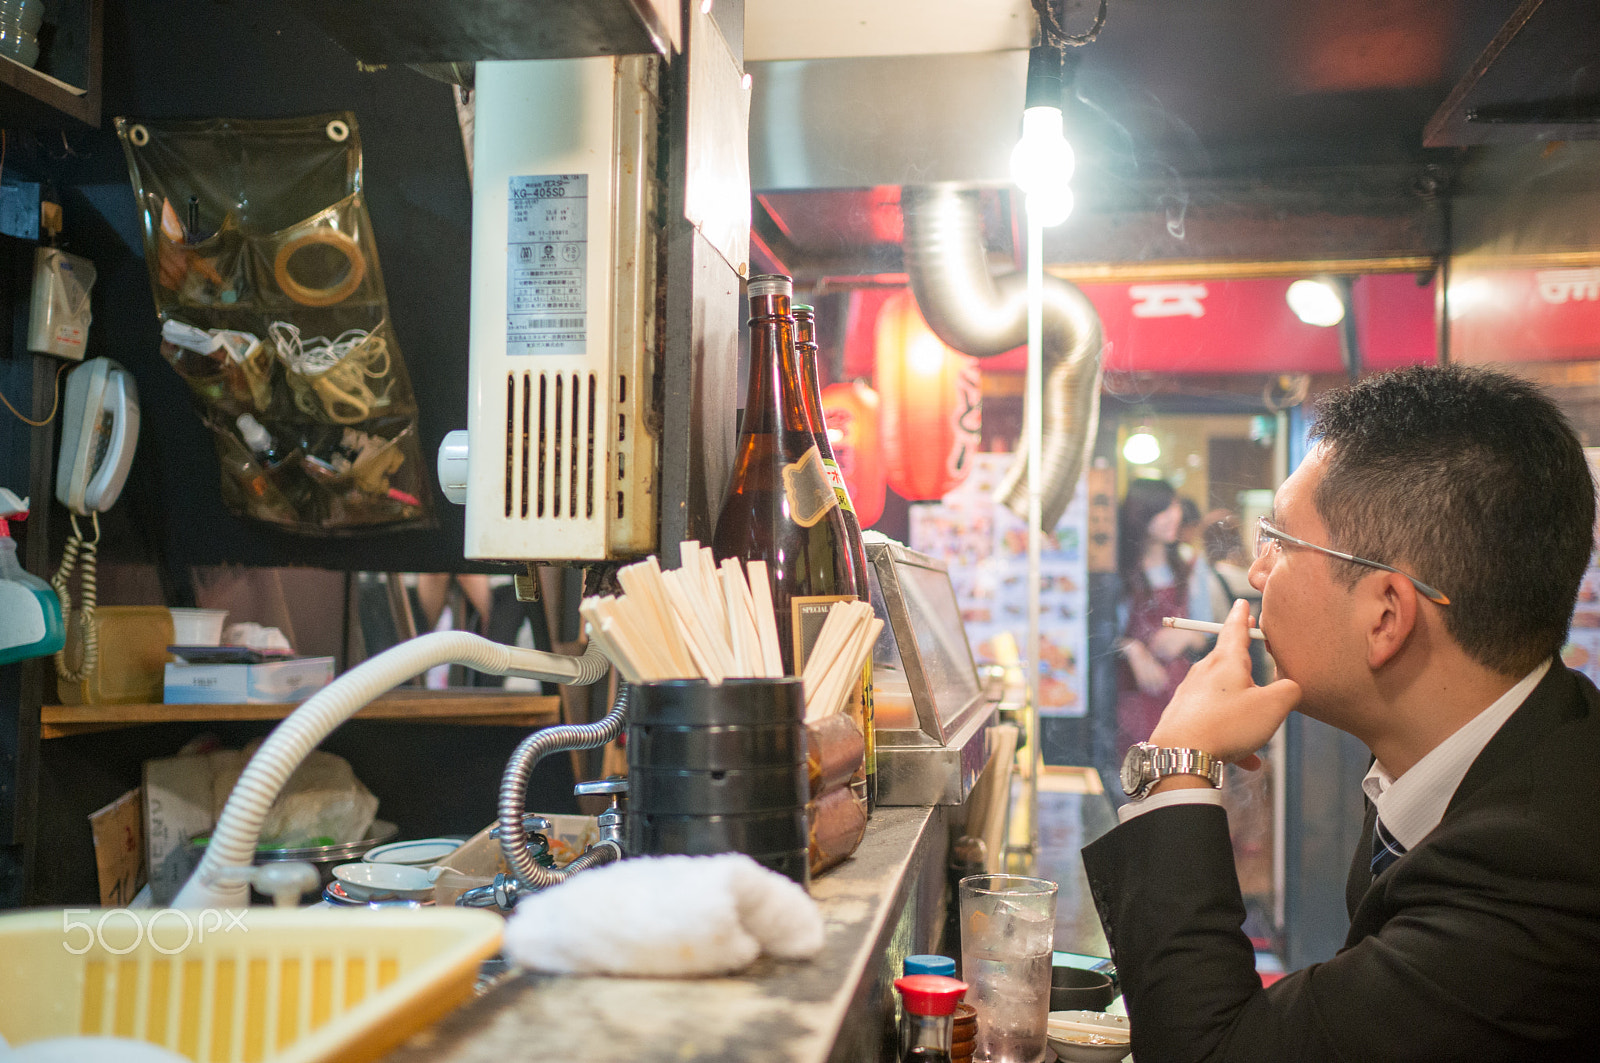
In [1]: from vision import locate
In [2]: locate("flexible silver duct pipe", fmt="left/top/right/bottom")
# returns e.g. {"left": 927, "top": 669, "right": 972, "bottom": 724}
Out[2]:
{"left": 497, "top": 684, "right": 629, "bottom": 891}
{"left": 900, "top": 186, "right": 1104, "bottom": 529}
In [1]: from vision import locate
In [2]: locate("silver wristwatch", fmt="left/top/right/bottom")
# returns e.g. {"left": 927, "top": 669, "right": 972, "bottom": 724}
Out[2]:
{"left": 1120, "top": 742, "right": 1225, "bottom": 799}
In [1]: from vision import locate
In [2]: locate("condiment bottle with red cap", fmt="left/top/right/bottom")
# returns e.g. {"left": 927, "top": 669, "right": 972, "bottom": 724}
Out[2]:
{"left": 893, "top": 974, "right": 969, "bottom": 1063}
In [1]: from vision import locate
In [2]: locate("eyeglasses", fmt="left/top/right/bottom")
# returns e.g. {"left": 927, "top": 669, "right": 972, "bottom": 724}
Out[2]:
{"left": 1255, "top": 517, "right": 1451, "bottom": 606}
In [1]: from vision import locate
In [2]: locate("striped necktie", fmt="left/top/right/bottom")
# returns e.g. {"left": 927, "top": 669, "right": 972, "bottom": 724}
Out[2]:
{"left": 1371, "top": 817, "right": 1406, "bottom": 878}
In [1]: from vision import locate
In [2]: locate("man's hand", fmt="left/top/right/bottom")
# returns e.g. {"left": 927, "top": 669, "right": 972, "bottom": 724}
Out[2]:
{"left": 1149, "top": 599, "right": 1300, "bottom": 770}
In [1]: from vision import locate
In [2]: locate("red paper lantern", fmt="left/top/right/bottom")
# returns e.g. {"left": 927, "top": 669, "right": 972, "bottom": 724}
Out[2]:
{"left": 875, "top": 290, "right": 981, "bottom": 501}
{"left": 821, "top": 380, "right": 886, "bottom": 529}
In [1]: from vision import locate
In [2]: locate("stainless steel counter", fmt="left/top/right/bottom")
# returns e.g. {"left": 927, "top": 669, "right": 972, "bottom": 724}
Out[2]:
{"left": 383, "top": 804, "right": 950, "bottom": 1063}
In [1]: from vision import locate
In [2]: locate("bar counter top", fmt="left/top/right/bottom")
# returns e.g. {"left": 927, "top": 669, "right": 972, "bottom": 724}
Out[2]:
{"left": 383, "top": 804, "right": 948, "bottom": 1063}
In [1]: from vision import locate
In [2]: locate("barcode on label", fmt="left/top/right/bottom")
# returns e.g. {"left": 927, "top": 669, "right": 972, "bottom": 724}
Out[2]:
{"left": 524, "top": 317, "right": 585, "bottom": 328}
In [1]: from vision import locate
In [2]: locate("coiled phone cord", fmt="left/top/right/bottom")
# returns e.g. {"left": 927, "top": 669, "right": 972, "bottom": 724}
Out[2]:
{"left": 51, "top": 510, "right": 100, "bottom": 683}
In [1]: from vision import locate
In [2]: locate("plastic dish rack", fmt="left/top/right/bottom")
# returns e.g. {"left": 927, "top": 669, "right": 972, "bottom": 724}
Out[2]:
{"left": 0, "top": 907, "right": 503, "bottom": 1062}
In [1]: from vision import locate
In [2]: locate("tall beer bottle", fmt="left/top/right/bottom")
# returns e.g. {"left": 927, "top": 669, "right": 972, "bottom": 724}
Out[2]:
{"left": 712, "top": 276, "right": 859, "bottom": 679}
{"left": 795, "top": 303, "right": 877, "bottom": 812}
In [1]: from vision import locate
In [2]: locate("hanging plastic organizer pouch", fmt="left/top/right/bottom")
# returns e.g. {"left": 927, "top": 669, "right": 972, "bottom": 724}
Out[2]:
{"left": 117, "top": 112, "right": 431, "bottom": 533}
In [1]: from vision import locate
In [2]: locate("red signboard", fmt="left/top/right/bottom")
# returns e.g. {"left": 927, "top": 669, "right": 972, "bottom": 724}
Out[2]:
{"left": 973, "top": 275, "right": 1436, "bottom": 374}
{"left": 1449, "top": 265, "right": 1600, "bottom": 365}
{"left": 837, "top": 267, "right": 1600, "bottom": 381}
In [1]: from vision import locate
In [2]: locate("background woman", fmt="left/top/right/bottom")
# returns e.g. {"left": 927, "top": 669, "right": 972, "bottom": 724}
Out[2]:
{"left": 1115, "top": 478, "right": 1207, "bottom": 755}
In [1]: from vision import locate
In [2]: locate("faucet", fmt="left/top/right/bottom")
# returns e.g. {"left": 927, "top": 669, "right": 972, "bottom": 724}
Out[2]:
{"left": 462, "top": 684, "right": 633, "bottom": 911}
{"left": 574, "top": 777, "right": 628, "bottom": 849}
{"left": 457, "top": 780, "right": 629, "bottom": 912}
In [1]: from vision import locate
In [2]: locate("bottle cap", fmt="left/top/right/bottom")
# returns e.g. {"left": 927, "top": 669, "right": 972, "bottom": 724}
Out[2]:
{"left": 904, "top": 954, "right": 957, "bottom": 977}
{"left": 0, "top": 487, "right": 28, "bottom": 536}
{"left": 236, "top": 413, "right": 271, "bottom": 453}
{"left": 894, "top": 974, "right": 969, "bottom": 1017}
{"left": 747, "top": 274, "right": 792, "bottom": 298}
{"left": 793, "top": 303, "right": 815, "bottom": 314}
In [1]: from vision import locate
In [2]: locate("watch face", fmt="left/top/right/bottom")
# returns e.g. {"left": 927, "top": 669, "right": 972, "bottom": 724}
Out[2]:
{"left": 1120, "top": 743, "right": 1149, "bottom": 796}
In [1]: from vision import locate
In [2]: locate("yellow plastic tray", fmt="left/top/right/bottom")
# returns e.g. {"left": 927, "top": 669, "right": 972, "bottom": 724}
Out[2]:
{"left": 0, "top": 907, "right": 503, "bottom": 1062}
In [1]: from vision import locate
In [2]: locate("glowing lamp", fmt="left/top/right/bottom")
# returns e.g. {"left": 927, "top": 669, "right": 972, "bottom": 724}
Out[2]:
{"left": 1123, "top": 431, "right": 1160, "bottom": 465}
{"left": 1287, "top": 279, "right": 1345, "bottom": 327}
{"left": 875, "top": 290, "right": 981, "bottom": 501}
{"left": 1010, "top": 47, "right": 1076, "bottom": 228}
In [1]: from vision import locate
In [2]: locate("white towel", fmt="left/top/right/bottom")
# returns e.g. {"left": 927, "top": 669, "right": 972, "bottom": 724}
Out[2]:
{"left": 501, "top": 853, "right": 824, "bottom": 977}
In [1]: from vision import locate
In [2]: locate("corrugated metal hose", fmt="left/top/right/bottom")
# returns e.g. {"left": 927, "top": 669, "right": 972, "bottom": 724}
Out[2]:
{"left": 901, "top": 185, "right": 1104, "bottom": 529}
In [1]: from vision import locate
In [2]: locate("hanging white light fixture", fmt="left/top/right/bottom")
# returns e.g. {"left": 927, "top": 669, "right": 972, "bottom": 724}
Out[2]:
{"left": 1286, "top": 278, "right": 1345, "bottom": 327}
{"left": 1010, "top": 46, "right": 1076, "bottom": 229}
{"left": 1123, "top": 429, "right": 1161, "bottom": 465}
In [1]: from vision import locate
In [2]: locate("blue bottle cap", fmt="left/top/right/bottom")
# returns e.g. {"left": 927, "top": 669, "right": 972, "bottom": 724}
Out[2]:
{"left": 903, "top": 954, "right": 957, "bottom": 977}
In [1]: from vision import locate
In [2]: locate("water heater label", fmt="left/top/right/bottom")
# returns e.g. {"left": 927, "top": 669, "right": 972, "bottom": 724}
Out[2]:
{"left": 506, "top": 174, "right": 588, "bottom": 355}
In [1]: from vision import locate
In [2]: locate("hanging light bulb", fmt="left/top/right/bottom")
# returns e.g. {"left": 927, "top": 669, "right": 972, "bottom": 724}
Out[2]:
{"left": 1011, "top": 46, "right": 1076, "bottom": 227}
{"left": 1123, "top": 429, "right": 1160, "bottom": 465}
{"left": 1286, "top": 279, "right": 1345, "bottom": 327}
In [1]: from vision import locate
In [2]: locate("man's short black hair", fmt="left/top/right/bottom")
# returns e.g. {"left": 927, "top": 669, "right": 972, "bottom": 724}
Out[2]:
{"left": 1309, "top": 365, "right": 1596, "bottom": 676}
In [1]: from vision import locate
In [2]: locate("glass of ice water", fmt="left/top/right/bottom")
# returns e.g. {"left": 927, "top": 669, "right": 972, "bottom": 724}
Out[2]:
{"left": 958, "top": 874, "right": 1059, "bottom": 1063}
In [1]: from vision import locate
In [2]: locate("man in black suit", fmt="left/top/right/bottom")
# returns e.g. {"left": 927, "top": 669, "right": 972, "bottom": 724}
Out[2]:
{"left": 1083, "top": 365, "right": 1600, "bottom": 1062}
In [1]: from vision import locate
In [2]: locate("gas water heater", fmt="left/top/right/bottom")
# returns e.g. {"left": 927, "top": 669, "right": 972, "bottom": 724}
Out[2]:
{"left": 440, "top": 56, "right": 662, "bottom": 561}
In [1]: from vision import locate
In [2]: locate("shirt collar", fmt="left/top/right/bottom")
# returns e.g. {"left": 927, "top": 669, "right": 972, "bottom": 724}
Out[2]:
{"left": 1360, "top": 658, "right": 1551, "bottom": 851}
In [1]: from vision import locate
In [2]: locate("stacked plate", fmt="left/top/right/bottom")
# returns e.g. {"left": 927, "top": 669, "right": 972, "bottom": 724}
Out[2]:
{"left": 625, "top": 678, "right": 809, "bottom": 886}
{"left": 1046, "top": 1011, "right": 1131, "bottom": 1062}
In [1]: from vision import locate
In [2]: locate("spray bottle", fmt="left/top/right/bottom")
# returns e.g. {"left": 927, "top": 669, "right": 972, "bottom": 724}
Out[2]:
{"left": 0, "top": 487, "right": 66, "bottom": 665}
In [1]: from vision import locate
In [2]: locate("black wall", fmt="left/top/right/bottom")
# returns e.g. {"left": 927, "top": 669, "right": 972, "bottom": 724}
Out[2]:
{"left": 43, "top": 0, "right": 488, "bottom": 574}
{"left": 1, "top": 0, "right": 586, "bottom": 906}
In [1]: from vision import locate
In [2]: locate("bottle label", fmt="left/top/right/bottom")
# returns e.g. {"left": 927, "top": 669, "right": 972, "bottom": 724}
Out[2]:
{"left": 783, "top": 445, "right": 841, "bottom": 528}
{"left": 821, "top": 457, "right": 857, "bottom": 516}
{"left": 504, "top": 173, "right": 589, "bottom": 356}
{"left": 795, "top": 595, "right": 874, "bottom": 807}
{"left": 860, "top": 660, "right": 875, "bottom": 776}
{"left": 791, "top": 594, "right": 857, "bottom": 673}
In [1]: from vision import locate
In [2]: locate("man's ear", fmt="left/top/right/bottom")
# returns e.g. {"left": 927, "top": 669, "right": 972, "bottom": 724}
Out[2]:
{"left": 1366, "top": 572, "right": 1418, "bottom": 670}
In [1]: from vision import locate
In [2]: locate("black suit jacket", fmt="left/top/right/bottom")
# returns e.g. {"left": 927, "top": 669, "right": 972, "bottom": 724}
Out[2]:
{"left": 1081, "top": 664, "right": 1600, "bottom": 1063}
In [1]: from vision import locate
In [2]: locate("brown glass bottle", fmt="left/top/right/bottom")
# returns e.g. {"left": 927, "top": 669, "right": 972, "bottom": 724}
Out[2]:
{"left": 795, "top": 303, "right": 877, "bottom": 812}
{"left": 712, "top": 276, "right": 859, "bottom": 676}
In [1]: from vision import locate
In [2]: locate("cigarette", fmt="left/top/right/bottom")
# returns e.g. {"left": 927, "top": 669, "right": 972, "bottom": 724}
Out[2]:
{"left": 1162, "top": 616, "right": 1267, "bottom": 641}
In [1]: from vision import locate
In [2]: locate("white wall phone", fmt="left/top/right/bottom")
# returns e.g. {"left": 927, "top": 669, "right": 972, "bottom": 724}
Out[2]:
{"left": 56, "top": 357, "right": 139, "bottom": 515}
{"left": 51, "top": 357, "right": 140, "bottom": 685}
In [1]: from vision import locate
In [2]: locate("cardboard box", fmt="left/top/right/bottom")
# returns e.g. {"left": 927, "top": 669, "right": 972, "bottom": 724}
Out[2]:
{"left": 163, "top": 656, "right": 335, "bottom": 704}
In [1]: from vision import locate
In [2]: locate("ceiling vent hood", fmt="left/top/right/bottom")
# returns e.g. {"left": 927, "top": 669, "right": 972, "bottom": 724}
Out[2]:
{"left": 1425, "top": 0, "right": 1600, "bottom": 147}
{"left": 284, "top": 0, "right": 681, "bottom": 65}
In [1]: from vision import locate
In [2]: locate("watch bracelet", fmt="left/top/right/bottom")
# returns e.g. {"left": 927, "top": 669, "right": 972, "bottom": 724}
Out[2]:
{"left": 1150, "top": 746, "right": 1222, "bottom": 787}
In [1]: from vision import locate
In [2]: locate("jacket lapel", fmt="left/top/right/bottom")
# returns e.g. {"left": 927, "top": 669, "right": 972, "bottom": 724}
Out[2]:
{"left": 1344, "top": 663, "right": 1594, "bottom": 945}
{"left": 1347, "top": 799, "right": 1377, "bottom": 921}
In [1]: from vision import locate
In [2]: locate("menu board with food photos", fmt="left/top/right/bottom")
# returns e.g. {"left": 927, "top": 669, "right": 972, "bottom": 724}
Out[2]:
{"left": 1560, "top": 449, "right": 1600, "bottom": 683}
{"left": 908, "top": 452, "right": 1090, "bottom": 717}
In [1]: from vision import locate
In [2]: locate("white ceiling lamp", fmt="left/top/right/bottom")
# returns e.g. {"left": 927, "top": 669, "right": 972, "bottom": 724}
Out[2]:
{"left": 1010, "top": 46, "right": 1076, "bottom": 228}
{"left": 1122, "top": 429, "right": 1160, "bottom": 465}
{"left": 1286, "top": 278, "right": 1345, "bottom": 327}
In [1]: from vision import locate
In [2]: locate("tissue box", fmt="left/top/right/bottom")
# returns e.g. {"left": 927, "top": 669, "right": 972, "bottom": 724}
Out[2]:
{"left": 163, "top": 656, "right": 335, "bottom": 703}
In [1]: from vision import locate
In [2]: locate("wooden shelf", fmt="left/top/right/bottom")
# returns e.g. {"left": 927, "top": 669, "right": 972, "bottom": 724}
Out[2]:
{"left": 0, "top": 0, "right": 102, "bottom": 128}
{"left": 40, "top": 690, "right": 562, "bottom": 738}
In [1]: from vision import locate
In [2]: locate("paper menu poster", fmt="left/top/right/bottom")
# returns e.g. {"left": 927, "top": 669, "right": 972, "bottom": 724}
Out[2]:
{"left": 908, "top": 452, "right": 1090, "bottom": 717}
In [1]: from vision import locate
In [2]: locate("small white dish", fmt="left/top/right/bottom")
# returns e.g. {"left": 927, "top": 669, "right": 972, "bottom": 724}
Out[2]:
{"left": 362, "top": 838, "right": 461, "bottom": 866}
{"left": 1047, "top": 1010, "right": 1131, "bottom": 1063}
{"left": 331, "top": 861, "right": 441, "bottom": 901}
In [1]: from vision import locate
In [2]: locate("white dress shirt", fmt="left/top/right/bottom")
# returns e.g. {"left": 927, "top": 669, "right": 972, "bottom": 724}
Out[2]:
{"left": 1118, "top": 658, "right": 1551, "bottom": 831}
{"left": 1359, "top": 658, "right": 1548, "bottom": 849}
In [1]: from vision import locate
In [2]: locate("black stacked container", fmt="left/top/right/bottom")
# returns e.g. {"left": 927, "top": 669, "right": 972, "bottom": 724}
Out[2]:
{"left": 625, "top": 677, "right": 810, "bottom": 887}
